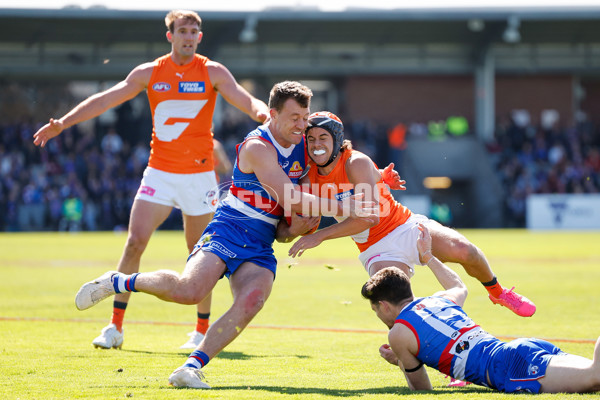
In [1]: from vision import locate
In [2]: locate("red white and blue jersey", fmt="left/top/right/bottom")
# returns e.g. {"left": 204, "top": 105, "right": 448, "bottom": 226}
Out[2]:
{"left": 216, "top": 126, "right": 306, "bottom": 245}
{"left": 396, "top": 296, "right": 501, "bottom": 386}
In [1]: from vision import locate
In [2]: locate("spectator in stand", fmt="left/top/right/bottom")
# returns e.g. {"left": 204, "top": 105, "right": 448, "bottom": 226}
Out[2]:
{"left": 493, "top": 115, "right": 600, "bottom": 227}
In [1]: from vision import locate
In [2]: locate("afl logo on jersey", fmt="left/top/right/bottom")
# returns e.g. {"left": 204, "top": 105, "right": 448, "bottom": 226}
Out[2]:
{"left": 152, "top": 82, "right": 171, "bottom": 92}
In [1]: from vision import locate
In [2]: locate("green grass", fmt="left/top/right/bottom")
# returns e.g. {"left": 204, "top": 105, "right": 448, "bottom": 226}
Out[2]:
{"left": 1, "top": 230, "right": 600, "bottom": 399}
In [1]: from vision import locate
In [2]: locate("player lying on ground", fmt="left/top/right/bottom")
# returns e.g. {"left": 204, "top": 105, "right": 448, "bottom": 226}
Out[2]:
{"left": 362, "top": 224, "right": 600, "bottom": 393}
{"left": 288, "top": 111, "right": 536, "bottom": 317}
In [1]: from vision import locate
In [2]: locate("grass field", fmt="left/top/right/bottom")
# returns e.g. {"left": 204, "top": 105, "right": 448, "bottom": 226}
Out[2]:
{"left": 1, "top": 229, "right": 600, "bottom": 399}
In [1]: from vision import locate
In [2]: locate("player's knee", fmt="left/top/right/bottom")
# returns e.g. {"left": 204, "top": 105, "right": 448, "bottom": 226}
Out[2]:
{"left": 452, "top": 240, "right": 481, "bottom": 264}
{"left": 124, "top": 233, "right": 150, "bottom": 255}
{"left": 241, "top": 289, "right": 267, "bottom": 316}
{"left": 171, "top": 280, "right": 205, "bottom": 305}
{"left": 172, "top": 290, "right": 203, "bottom": 305}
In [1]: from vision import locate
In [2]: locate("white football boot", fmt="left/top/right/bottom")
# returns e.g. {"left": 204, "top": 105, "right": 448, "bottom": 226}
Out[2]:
{"left": 169, "top": 367, "right": 210, "bottom": 389}
{"left": 179, "top": 331, "right": 205, "bottom": 349}
{"left": 92, "top": 323, "right": 124, "bottom": 349}
{"left": 75, "top": 271, "right": 118, "bottom": 310}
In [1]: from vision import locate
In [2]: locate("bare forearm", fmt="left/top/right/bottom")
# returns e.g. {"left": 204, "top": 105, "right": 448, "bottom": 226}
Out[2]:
{"left": 250, "top": 99, "right": 269, "bottom": 122}
{"left": 422, "top": 254, "right": 466, "bottom": 292}
{"left": 60, "top": 77, "right": 143, "bottom": 129}
{"left": 289, "top": 190, "right": 343, "bottom": 217}
{"left": 60, "top": 94, "right": 114, "bottom": 129}
{"left": 314, "top": 219, "right": 371, "bottom": 242}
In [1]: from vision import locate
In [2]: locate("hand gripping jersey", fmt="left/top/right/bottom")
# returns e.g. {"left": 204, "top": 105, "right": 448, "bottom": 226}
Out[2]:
{"left": 306, "top": 150, "right": 411, "bottom": 252}
{"left": 147, "top": 54, "right": 217, "bottom": 174}
{"left": 395, "top": 296, "right": 501, "bottom": 386}
{"left": 216, "top": 126, "right": 306, "bottom": 244}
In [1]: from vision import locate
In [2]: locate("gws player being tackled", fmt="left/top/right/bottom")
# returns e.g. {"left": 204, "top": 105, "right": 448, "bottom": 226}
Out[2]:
{"left": 288, "top": 111, "right": 536, "bottom": 317}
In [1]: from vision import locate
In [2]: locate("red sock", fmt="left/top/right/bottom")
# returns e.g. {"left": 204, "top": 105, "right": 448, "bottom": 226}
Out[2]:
{"left": 196, "top": 312, "right": 210, "bottom": 335}
{"left": 482, "top": 277, "right": 503, "bottom": 298}
{"left": 111, "top": 301, "right": 127, "bottom": 332}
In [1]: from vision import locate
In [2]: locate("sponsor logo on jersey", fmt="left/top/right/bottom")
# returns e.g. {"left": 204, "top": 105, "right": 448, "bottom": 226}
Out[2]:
{"left": 205, "top": 241, "right": 237, "bottom": 258}
{"left": 288, "top": 161, "right": 303, "bottom": 178}
{"left": 335, "top": 190, "right": 353, "bottom": 201}
{"left": 139, "top": 186, "right": 156, "bottom": 196}
{"left": 152, "top": 82, "right": 171, "bottom": 92}
{"left": 179, "top": 81, "right": 206, "bottom": 93}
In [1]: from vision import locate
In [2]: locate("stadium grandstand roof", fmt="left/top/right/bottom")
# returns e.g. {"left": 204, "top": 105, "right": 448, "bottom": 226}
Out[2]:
{"left": 1, "top": 5, "right": 600, "bottom": 79}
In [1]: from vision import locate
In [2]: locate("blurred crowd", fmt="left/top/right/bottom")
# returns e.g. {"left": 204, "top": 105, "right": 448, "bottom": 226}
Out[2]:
{"left": 0, "top": 121, "right": 150, "bottom": 232}
{"left": 490, "top": 113, "right": 600, "bottom": 227}
{"left": 0, "top": 110, "right": 395, "bottom": 232}
{"left": 1, "top": 108, "right": 599, "bottom": 231}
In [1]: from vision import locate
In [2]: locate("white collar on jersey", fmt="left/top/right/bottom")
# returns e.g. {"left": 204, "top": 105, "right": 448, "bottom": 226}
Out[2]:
{"left": 263, "top": 125, "right": 296, "bottom": 158}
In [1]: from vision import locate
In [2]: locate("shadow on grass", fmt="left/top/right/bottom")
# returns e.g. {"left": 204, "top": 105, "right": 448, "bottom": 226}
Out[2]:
{"left": 117, "top": 349, "right": 308, "bottom": 361}
{"left": 217, "top": 351, "right": 309, "bottom": 360}
{"left": 169, "top": 385, "right": 492, "bottom": 396}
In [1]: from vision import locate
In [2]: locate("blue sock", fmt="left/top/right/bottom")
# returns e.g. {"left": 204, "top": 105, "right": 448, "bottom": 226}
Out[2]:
{"left": 112, "top": 273, "right": 140, "bottom": 293}
{"left": 184, "top": 350, "right": 210, "bottom": 369}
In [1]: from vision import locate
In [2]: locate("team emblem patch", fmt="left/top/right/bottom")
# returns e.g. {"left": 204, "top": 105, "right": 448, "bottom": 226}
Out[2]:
{"left": 454, "top": 340, "right": 470, "bottom": 354}
{"left": 527, "top": 364, "right": 539, "bottom": 376}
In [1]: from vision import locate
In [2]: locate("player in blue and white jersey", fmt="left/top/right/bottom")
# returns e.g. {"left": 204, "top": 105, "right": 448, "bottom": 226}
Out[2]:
{"left": 206, "top": 119, "right": 309, "bottom": 254}
{"left": 74, "top": 81, "right": 378, "bottom": 389}
{"left": 362, "top": 223, "right": 600, "bottom": 394}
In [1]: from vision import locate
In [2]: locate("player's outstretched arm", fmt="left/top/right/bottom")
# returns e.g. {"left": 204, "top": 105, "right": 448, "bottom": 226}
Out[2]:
{"left": 33, "top": 63, "right": 151, "bottom": 147}
{"left": 207, "top": 61, "right": 269, "bottom": 123}
{"left": 417, "top": 223, "right": 468, "bottom": 307}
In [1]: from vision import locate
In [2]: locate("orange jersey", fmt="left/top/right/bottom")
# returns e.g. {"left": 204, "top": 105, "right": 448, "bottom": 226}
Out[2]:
{"left": 147, "top": 54, "right": 217, "bottom": 173}
{"left": 307, "top": 149, "right": 412, "bottom": 252}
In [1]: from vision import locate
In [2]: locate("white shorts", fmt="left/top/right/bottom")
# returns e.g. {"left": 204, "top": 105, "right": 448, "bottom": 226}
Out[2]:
{"left": 134, "top": 167, "right": 219, "bottom": 216}
{"left": 358, "top": 214, "right": 432, "bottom": 276}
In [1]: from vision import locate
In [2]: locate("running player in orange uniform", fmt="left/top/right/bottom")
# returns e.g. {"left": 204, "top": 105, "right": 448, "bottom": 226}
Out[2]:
{"left": 33, "top": 10, "right": 269, "bottom": 350}
{"left": 288, "top": 111, "right": 536, "bottom": 318}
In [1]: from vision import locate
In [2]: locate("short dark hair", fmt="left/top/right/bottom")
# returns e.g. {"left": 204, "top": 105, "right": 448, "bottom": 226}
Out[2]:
{"left": 268, "top": 81, "right": 312, "bottom": 112}
{"left": 361, "top": 267, "right": 413, "bottom": 305}
{"left": 165, "top": 10, "right": 202, "bottom": 33}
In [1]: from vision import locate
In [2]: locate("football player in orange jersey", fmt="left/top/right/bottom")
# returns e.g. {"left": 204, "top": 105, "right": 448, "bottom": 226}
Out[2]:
{"left": 33, "top": 10, "right": 269, "bottom": 350}
{"left": 288, "top": 111, "right": 537, "bottom": 319}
